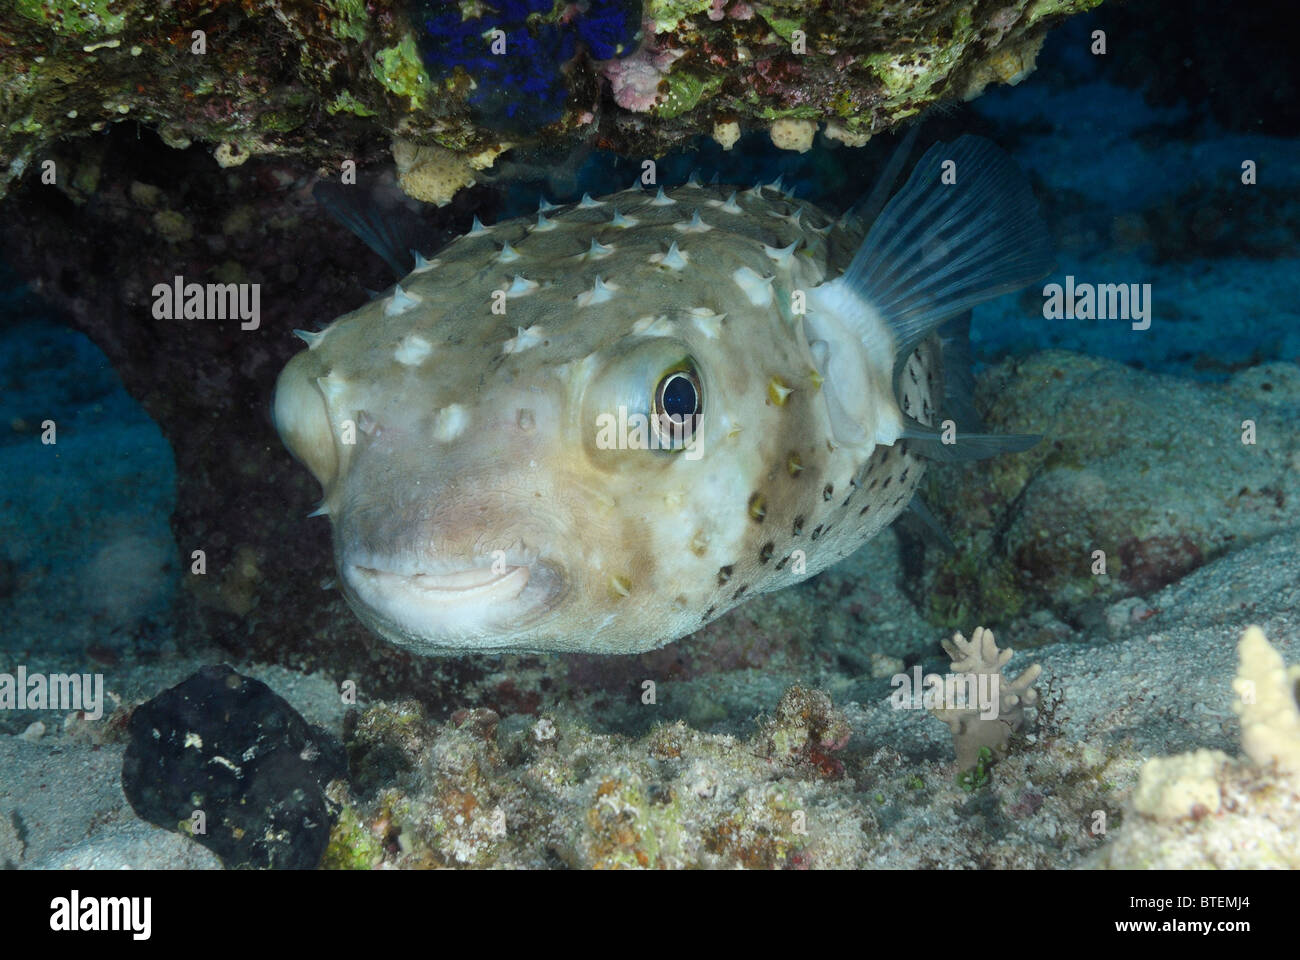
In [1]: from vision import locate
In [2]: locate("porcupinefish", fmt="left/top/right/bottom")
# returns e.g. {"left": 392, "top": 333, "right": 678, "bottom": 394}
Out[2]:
{"left": 274, "top": 135, "right": 1053, "bottom": 655}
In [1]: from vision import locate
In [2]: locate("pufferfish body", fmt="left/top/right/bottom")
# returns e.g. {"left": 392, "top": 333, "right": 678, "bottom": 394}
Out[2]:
{"left": 274, "top": 136, "right": 1053, "bottom": 655}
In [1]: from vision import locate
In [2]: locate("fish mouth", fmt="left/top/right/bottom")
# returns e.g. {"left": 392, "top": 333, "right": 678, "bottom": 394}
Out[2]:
{"left": 360, "top": 564, "right": 531, "bottom": 597}
{"left": 340, "top": 557, "right": 563, "bottom": 651}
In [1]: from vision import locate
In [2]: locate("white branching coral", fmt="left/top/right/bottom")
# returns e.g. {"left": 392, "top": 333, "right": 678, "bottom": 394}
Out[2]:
{"left": 1232, "top": 625, "right": 1300, "bottom": 777}
{"left": 1131, "top": 626, "right": 1300, "bottom": 824}
{"left": 1095, "top": 626, "right": 1300, "bottom": 868}
{"left": 928, "top": 626, "right": 1041, "bottom": 771}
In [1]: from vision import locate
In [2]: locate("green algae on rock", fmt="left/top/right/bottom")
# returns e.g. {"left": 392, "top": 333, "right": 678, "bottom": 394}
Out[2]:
{"left": 1, "top": 0, "right": 1105, "bottom": 202}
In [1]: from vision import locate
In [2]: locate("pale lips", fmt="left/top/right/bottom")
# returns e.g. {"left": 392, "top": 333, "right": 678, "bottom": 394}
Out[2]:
{"left": 352, "top": 562, "right": 531, "bottom": 602}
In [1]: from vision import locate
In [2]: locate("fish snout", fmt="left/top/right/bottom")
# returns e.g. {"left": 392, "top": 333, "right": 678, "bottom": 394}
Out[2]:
{"left": 332, "top": 463, "right": 573, "bottom": 652}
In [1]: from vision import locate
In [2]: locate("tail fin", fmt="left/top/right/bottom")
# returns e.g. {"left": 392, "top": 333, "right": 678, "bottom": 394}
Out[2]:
{"left": 849, "top": 134, "right": 1054, "bottom": 365}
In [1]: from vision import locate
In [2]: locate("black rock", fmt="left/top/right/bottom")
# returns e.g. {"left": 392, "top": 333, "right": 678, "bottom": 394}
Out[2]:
{"left": 121, "top": 664, "right": 346, "bottom": 869}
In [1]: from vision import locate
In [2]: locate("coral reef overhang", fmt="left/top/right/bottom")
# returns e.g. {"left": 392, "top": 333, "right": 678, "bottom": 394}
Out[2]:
{"left": 0, "top": 0, "right": 1104, "bottom": 202}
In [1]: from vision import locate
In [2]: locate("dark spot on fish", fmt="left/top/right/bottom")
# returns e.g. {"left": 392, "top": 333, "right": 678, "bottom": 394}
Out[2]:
{"left": 717, "top": 564, "right": 733, "bottom": 585}
{"left": 811, "top": 524, "right": 824, "bottom": 541}
{"left": 822, "top": 483, "right": 834, "bottom": 501}
{"left": 748, "top": 492, "right": 766, "bottom": 523}
{"left": 900, "top": 466, "right": 910, "bottom": 483}
{"left": 775, "top": 554, "right": 791, "bottom": 570}
{"left": 858, "top": 504, "right": 871, "bottom": 516}
{"left": 786, "top": 452, "right": 803, "bottom": 476}
{"left": 882, "top": 476, "right": 892, "bottom": 489}
{"left": 703, "top": 605, "right": 716, "bottom": 620}
{"left": 891, "top": 494, "right": 904, "bottom": 506}
{"left": 759, "top": 541, "right": 774, "bottom": 563}
{"left": 732, "top": 584, "right": 748, "bottom": 600}
{"left": 908, "top": 367, "right": 918, "bottom": 385}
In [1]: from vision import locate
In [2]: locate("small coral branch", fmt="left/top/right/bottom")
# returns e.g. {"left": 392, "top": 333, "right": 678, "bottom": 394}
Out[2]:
{"left": 928, "top": 626, "right": 1042, "bottom": 772}
{"left": 1231, "top": 625, "right": 1300, "bottom": 778}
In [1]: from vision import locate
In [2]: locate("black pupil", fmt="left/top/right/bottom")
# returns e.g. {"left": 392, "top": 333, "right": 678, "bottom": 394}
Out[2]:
{"left": 661, "top": 374, "right": 697, "bottom": 420}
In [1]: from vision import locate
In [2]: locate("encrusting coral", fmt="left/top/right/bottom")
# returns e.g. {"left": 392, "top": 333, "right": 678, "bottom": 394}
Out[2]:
{"left": 928, "top": 627, "right": 1042, "bottom": 771}
{"left": 1093, "top": 626, "right": 1300, "bottom": 868}
{"left": 0, "top": 0, "right": 1106, "bottom": 202}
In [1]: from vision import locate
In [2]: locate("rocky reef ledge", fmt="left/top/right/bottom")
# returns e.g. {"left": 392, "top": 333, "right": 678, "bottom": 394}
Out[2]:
{"left": 2, "top": 0, "right": 1101, "bottom": 203}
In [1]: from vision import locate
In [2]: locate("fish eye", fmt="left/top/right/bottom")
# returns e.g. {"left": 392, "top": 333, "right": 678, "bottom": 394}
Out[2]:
{"left": 652, "top": 365, "right": 702, "bottom": 450}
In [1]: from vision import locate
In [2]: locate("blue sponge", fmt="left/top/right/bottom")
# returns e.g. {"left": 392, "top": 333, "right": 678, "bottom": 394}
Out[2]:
{"left": 414, "top": 0, "right": 642, "bottom": 130}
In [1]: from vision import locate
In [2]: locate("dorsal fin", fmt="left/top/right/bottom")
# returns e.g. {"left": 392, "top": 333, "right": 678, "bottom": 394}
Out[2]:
{"left": 841, "top": 123, "right": 921, "bottom": 235}
{"left": 313, "top": 181, "right": 423, "bottom": 279}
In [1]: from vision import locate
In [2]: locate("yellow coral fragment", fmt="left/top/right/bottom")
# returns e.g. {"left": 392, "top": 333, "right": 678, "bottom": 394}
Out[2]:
{"left": 929, "top": 626, "right": 1041, "bottom": 771}
{"left": 824, "top": 121, "right": 871, "bottom": 148}
{"left": 1232, "top": 625, "right": 1300, "bottom": 778}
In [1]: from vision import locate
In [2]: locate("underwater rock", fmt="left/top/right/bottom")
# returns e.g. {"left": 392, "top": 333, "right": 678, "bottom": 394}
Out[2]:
{"left": 919, "top": 353, "right": 1300, "bottom": 633}
{"left": 30, "top": 818, "right": 223, "bottom": 870}
{"left": 0, "top": 0, "right": 1104, "bottom": 203}
{"left": 757, "top": 686, "right": 852, "bottom": 777}
{"left": 121, "top": 664, "right": 346, "bottom": 869}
